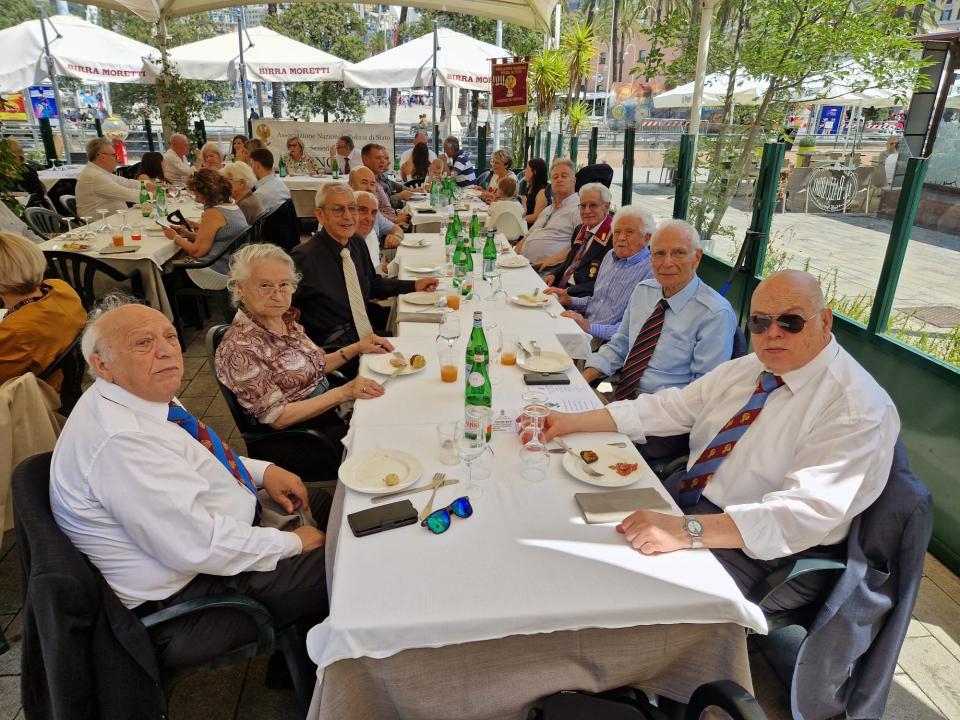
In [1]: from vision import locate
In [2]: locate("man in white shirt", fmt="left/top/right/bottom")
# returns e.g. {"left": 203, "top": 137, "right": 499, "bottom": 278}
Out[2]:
{"left": 50, "top": 301, "right": 330, "bottom": 670}
{"left": 542, "top": 270, "right": 900, "bottom": 612}
{"left": 326, "top": 134, "right": 362, "bottom": 174}
{"left": 399, "top": 132, "right": 437, "bottom": 164}
{"left": 249, "top": 148, "right": 291, "bottom": 214}
{"left": 162, "top": 133, "right": 194, "bottom": 185}
{"left": 75, "top": 137, "right": 151, "bottom": 220}
{"left": 348, "top": 167, "right": 403, "bottom": 251}
{"left": 354, "top": 190, "right": 396, "bottom": 273}
{"left": 515, "top": 159, "right": 580, "bottom": 268}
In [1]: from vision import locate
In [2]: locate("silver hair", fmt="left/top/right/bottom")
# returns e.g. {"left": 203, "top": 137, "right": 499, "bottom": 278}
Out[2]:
{"left": 170, "top": 133, "right": 189, "bottom": 144}
{"left": 80, "top": 291, "right": 142, "bottom": 377}
{"left": 227, "top": 243, "right": 301, "bottom": 308}
{"left": 85, "top": 137, "right": 113, "bottom": 162}
{"left": 354, "top": 190, "right": 379, "bottom": 206}
{"left": 578, "top": 182, "right": 612, "bottom": 204}
{"left": 220, "top": 161, "right": 257, "bottom": 186}
{"left": 315, "top": 182, "right": 354, "bottom": 209}
{"left": 199, "top": 142, "right": 223, "bottom": 160}
{"left": 611, "top": 205, "right": 656, "bottom": 236}
{"left": 651, "top": 218, "right": 702, "bottom": 251}
{"left": 444, "top": 135, "right": 461, "bottom": 153}
{"left": 550, "top": 158, "right": 575, "bottom": 175}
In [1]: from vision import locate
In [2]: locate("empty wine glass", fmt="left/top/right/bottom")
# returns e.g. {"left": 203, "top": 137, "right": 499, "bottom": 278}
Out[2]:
{"left": 95, "top": 209, "right": 111, "bottom": 234}
{"left": 483, "top": 321, "right": 503, "bottom": 384}
{"left": 457, "top": 409, "right": 490, "bottom": 497}
{"left": 437, "top": 308, "right": 461, "bottom": 348}
{"left": 489, "top": 271, "right": 508, "bottom": 303}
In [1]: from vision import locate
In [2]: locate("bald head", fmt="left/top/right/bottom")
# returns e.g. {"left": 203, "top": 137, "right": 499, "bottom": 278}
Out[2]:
{"left": 753, "top": 270, "right": 826, "bottom": 315}
{"left": 349, "top": 166, "right": 377, "bottom": 193}
{"left": 750, "top": 270, "right": 831, "bottom": 374}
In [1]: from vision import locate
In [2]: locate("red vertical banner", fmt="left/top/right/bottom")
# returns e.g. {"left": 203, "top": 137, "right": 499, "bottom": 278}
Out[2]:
{"left": 490, "top": 57, "right": 529, "bottom": 113}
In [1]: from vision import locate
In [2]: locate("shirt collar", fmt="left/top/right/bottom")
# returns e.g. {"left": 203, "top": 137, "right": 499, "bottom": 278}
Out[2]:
{"left": 94, "top": 377, "right": 173, "bottom": 422}
{"left": 662, "top": 275, "right": 701, "bottom": 313}
{"left": 775, "top": 336, "right": 840, "bottom": 393}
{"left": 611, "top": 245, "right": 650, "bottom": 267}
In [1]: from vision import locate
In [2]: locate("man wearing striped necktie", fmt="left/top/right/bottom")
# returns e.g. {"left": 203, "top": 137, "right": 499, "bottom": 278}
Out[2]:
{"left": 544, "top": 270, "right": 900, "bottom": 612}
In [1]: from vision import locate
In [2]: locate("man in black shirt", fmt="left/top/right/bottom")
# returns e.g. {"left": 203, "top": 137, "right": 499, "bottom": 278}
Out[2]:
{"left": 291, "top": 183, "right": 438, "bottom": 355}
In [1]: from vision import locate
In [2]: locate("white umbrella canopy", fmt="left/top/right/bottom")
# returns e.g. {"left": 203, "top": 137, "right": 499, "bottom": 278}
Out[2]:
{"left": 0, "top": 14, "right": 158, "bottom": 93}
{"left": 165, "top": 25, "right": 349, "bottom": 83}
{"left": 343, "top": 28, "right": 508, "bottom": 93}
{"left": 653, "top": 72, "right": 768, "bottom": 109}
{"left": 85, "top": 0, "right": 557, "bottom": 31}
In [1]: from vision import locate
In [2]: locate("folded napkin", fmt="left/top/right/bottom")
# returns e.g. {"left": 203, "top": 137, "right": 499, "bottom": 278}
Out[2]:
{"left": 575, "top": 488, "right": 674, "bottom": 524}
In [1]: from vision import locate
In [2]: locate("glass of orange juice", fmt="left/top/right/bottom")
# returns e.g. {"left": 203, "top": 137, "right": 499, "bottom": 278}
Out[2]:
{"left": 501, "top": 334, "right": 518, "bottom": 366}
{"left": 439, "top": 347, "right": 458, "bottom": 383}
{"left": 445, "top": 291, "right": 461, "bottom": 311}
{"left": 111, "top": 231, "right": 124, "bottom": 247}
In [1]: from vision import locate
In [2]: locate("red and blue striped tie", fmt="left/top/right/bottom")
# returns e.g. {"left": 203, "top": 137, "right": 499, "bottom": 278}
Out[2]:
{"left": 677, "top": 372, "right": 784, "bottom": 507}
{"left": 615, "top": 299, "right": 669, "bottom": 401}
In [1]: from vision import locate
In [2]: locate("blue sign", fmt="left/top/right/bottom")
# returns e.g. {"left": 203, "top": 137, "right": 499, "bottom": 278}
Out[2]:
{"left": 818, "top": 105, "right": 843, "bottom": 135}
{"left": 29, "top": 86, "right": 58, "bottom": 121}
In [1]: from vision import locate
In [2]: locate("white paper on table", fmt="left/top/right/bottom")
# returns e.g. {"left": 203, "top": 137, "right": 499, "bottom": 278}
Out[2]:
{"left": 539, "top": 384, "right": 605, "bottom": 413}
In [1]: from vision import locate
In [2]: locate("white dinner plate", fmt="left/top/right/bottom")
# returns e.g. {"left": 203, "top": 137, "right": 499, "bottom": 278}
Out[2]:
{"left": 402, "top": 291, "right": 441, "bottom": 306}
{"left": 366, "top": 353, "right": 428, "bottom": 376}
{"left": 498, "top": 255, "right": 530, "bottom": 268}
{"left": 510, "top": 293, "right": 551, "bottom": 307}
{"left": 560, "top": 444, "right": 647, "bottom": 488}
{"left": 339, "top": 449, "right": 423, "bottom": 495}
{"left": 404, "top": 265, "right": 441, "bottom": 274}
{"left": 400, "top": 237, "right": 431, "bottom": 248}
{"left": 516, "top": 351, "right": 573, "bottom": 374}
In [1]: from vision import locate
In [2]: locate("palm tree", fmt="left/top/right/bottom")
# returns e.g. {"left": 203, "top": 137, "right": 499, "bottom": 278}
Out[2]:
{"left": 559, "top": 19, "right": 599, "bottom": 134}
{"left": 529, "top": 48, "right": 567, "bottom": 129}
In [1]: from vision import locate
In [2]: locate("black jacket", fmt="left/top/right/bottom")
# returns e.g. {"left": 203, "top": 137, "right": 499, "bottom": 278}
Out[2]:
{"left": 14, "top": 453, "right": 167, "bottom": 720}
{"left": 549, "top": 214, "right": 614, "bottom": 298}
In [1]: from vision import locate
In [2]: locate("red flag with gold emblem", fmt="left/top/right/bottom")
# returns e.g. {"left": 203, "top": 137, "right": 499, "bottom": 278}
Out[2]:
{"left": 490, "top": 57, "right": 529, "bottom": 113}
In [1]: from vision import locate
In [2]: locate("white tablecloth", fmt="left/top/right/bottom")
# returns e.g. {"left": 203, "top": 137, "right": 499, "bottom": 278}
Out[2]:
{"left": 406, "top": 198, "right": 488, "bottom": 229}
{"left": 37, "top": 164, "right": 84, "bottom": 190}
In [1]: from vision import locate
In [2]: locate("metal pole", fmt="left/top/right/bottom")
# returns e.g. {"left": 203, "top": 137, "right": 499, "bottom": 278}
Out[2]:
{"left": 554, "top": 4, "right": 561, "bottom": 48}
{"left": 237, "top": 8, "right": 250, "bottom": 135}
{"left": 432, "top": 21, "right": 438, "bottom": 152}
{"left": 622, "top": 127, "right": 635, "bottom": 206}
{"left": 493, "top": 20, "right": 503, "bottom": 152}
{"left": 687, "top": 0, "right": 717, "bottom": 152}
{"left": 37, "top": 7, "right": 72, "bottom": 160}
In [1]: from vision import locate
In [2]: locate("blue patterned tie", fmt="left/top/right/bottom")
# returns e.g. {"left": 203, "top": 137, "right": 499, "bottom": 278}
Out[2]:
{"left": 167, "top": 403, "right": 261, "bottom": 523}
{"left": 677, "top": 372, "right": 785, "bottom": 508}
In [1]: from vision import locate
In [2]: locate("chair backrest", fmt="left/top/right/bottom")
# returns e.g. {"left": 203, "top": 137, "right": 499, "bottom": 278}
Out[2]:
{"left": 205, "top": 324, "right": 268, "bottom": 436}
{"left": 490, "top": 207, "right": 528, "bottom": 242}
{"left": 44, "top": 251, "right": 143, "bottom": 310}
{"left": 475, "top": 169, "right": 493, "bottom": 189}
{"left": 115, "top": 162, "right": 141, "bottom": 180}
{"left": 731, "top": 326, "right": 748, "bottom": 359}
{"left": 25, "top": 207, "right": 62, "bottom": 239}
{"left": 256, "top": 198, "right": 299, "bottom": 252}
{"left": 575, "top": 163, "right": 614, "bottom": 190}
{"left": 38, "top": 331, "right": 85, "bottom": 415}
{"left": 61, "top": 194, "right": 79, "bottom": 219}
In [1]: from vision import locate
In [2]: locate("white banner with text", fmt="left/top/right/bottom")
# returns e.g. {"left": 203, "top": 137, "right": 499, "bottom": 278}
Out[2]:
{"left": 251, "top": 120, "right": 394, "bottom": 168}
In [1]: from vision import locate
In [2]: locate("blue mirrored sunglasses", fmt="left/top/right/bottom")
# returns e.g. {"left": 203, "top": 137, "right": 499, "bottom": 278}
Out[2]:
{"left": 421, "top": 496, "right": 473, "bottom": 534}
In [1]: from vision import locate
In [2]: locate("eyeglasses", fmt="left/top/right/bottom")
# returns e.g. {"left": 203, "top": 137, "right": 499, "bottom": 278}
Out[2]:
{"left": 253, "top": 281, "right": 296, "bottom": 297}
{"left": 578, "top": 202, "right": 607, "bottom": 211}
{"left": 326, "top": 204, "right": 357, "bottom": 216}
{"left": 747, "top": 311, "right": 821, "bottom": 334}
{"left": 421, "top": 496, "right": 473, "bottom": 534}
{"left": 98, "top": 151, "right": 117, "bottom": 158}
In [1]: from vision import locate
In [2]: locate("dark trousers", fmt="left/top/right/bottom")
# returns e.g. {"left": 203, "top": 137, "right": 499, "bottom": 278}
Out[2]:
{"left": 661, "top": 469, "right": 846, "bottom": 614}
{"left": 140, "top": 484, "right": 333, "bottom": 669}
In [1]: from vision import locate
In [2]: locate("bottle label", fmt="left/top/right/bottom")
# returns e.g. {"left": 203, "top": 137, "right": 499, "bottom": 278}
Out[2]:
{"left": 468, "top": 372, "right": 485, "bottom": 388}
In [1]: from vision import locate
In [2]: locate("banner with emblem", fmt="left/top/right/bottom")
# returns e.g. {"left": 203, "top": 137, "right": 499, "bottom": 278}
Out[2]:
{"left": 490, "top": 57, "right": 529, "bottom": 113}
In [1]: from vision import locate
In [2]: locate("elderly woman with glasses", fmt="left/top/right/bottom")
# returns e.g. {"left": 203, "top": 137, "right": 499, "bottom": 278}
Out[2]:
{"left": 283, "top": 136, "right": 322, "bottom": 176}
{"left": 195, "top": 142, "right": 224, "bottom": 170}
{"left": 214, "top": 244, "right": 392, "bottom": 473}
{"left": 479, "top": 149, "right": 517, "bottom": 204}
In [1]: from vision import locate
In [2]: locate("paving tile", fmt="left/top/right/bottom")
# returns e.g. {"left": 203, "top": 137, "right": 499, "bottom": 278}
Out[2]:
{"left": 233, "top": 655, "right": 300, "bottom": 720}
{"left": 0, "top": 613, "right": 21, "bottom": 677}
{"left": 0, "top": 675, "right": 21, "bottom": 720}
{"left": 898, "top": 635, "right": 960, "bottom": 718}
{"left": 181, "top": 355, "right": 208, "bottom": 380}
{"left": 907, "top": 617, "right": 932, "bottom": 638}
{"left": 183, "top": 395, "right": 215, "bottom": 417}
{"left": 167, "top": 663, "right": 247, "bottom": 720}
{"left": 924, "top": 553, "right": 960, "bottom": 605}
{"left": 0, "top": 532, "right": 13, "bottom": 557}
{"left": 181, "top": 372, "right": 220, "bottom": 399}
{"left": 886, "top": 666, "right": 948, "bottom": 719}
{"left": 205, "top": 394, "right": 231, "bottom": 418}
{"left": 913, "top": 577, "right": 960, "bottom": 662}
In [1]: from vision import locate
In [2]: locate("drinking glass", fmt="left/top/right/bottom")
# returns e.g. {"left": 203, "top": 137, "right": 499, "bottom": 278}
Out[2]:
{"left": 483, "top": 321, "right": 503, "bottom": 384}
{"left": 439, "top": 347, "right": 459, "bottom": 383}
{"left": 95, "top": 209, "right": 111, "bottom": 234}
{"left": 518, "top": 440, "right": 549, "bottom": 483}
{"left": 456, "top": 415, "right": 489, "bottom": 497}
{"left": 501, "top": 334, "right": 518, "bottom": 366}
{"left": 489, "top": 271, "right": 508, "bottom": 303}
{"left": 519, "top": 403, "right": 550, "bottom": 446}
{"left": 437, "top": 309, "right": 461, "bottom": 348}
{"left": 79, "top": 216, "right": 96, "bottom": 241}
{"left": 437, "top": 421, "right": 459, "bottom": 465}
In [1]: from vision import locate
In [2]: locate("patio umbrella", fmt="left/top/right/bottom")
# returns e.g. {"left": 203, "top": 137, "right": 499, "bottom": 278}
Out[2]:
{"left": 165, "top": 25, "right": 349, "bottom": 83}
{"left": 652, "top": 72, "right": 767, "bottom": 109}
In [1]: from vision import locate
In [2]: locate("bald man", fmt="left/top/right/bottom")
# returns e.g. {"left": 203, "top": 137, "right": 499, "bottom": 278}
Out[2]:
{"left": 542, "top": 270, "right": 900, "bottom": 611}
{"left": 50, "top": 300, "right": 332, "bottom": 673}
{"left": 349, "top": 167, "right": 404, "bottom": 249}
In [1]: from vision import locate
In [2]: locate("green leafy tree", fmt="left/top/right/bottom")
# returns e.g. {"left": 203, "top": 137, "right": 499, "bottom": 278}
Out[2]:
{"left": 529, "top": 48, "right": 567, "bottom": 128}
{"left": 559, "top": 19, "right": 599, "bottom": 134}
{"left": 0, "top": 0, "right": 40, "bottom": 31}
{"left": 264, "top": 4, "right": 365, "bottom": 122}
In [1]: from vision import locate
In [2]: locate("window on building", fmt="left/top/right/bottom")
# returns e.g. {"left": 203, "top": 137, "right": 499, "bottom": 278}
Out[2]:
{"left": 941, "top": 8, "right": 953, "bottom": 20}
{"left": 639, "top": 50, "right": 648, "bottom": 60}
{"left": 599, "top": 52, "right": 607, "bottom": 65}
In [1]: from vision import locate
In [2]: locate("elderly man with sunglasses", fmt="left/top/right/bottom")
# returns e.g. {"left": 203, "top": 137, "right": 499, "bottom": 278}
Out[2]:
{"left": 543, "top": 268, "right": 900, "bottom": 612}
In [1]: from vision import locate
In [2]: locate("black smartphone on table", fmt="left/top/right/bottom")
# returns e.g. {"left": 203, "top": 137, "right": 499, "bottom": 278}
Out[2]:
{"left": 523, "top": 373, "right": 570, "bottom": 386}
{"left": 347, "top": 499, "right": 418, "bottom": 537}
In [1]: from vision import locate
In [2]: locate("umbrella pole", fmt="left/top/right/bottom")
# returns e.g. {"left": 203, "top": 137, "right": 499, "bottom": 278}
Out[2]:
{"left": 432, "top": 21, "right": 439, "bottom": 155}
{"left": 687, "top": 0, "right": 718, "bottom": 153}
{"left": 37, "top": 6, "right": 71, "bottom": 161}
{"left": 238, "top": 8, "right": 250, "bottom": 135}
{"left": 492, "top": 20, "right": 502, "bottom": 152}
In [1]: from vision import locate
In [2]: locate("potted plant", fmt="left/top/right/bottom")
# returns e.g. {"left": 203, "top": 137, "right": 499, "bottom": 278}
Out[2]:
{"left": 795, "top": 135, "right": 817, "bottom": 167}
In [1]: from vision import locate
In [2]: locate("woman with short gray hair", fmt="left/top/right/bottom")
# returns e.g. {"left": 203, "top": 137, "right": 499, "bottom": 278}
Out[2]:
{"left": 221, "top": 162, "right": 264, "bottom": 224}
{"left": 480, "top": 149, "right": 518, "bottom": 203}
{"left": 214, "top": 243, "right": 393, "bottom": 476}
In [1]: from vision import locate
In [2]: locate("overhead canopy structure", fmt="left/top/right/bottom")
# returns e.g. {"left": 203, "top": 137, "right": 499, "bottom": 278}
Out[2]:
{"left": 83, "top": 0, "right": 558, "bottom": 31}
{"left": 653, "top": 72, "right": 767, "bottom": 109}
{"left": 165, "top": 25, "right": 349, "bottom": 83}
{"left": 0, "top": 14, "right": 157, "bottom": 93}
{"left": 796, "top": 70, "right": 910, "bottom": 108}
{"left": 344, "top": 28, "right": 509, "bottom": 93}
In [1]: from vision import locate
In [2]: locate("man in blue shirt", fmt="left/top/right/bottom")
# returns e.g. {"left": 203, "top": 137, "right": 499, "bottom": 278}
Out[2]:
{"left": 582, "top": 219, "right": 736, "bottom": 395}
{"left": 442, "top": 136, "right": 476, "bottom": 187}
{"left": 544, "top": 205, "right": 655, "bottom": 345}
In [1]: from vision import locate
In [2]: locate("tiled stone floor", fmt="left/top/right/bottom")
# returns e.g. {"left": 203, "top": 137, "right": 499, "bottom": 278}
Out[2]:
{"left": 0, "top": 321, "right": 956, "bottom": 719}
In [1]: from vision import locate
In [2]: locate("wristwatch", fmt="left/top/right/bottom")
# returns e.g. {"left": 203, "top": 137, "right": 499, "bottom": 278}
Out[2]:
{"left": 683, "top": 516, "right": 704, "bottom": 549}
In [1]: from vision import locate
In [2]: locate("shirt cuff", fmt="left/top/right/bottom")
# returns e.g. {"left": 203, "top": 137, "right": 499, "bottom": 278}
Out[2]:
{"left": 605, "top": 401, "right": 647, "bottom": 444}
{"left": 280, "top": 529, "right": 303, "bottom": 558}
{"left": 723, "top": 503, "right": 791, "bottom": 560}
{"left": 589, "top": 323, "right": 614, "bottom": 342}
{"left": 569, "top": 296, "right": 588, "bottom": 312}
{"left": 242, "top": 457, "right": 273, "bottom": 488}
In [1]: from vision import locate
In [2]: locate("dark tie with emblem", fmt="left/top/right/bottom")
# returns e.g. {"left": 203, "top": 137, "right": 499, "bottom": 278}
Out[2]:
{"left": 558, "top": 228, "right": 593, "bottom": 288}
{"left": 677, "top": 372, "right": 785, "bottom": 507}
{"left": 614, "top": 299, "right": 670, "bottom": 401}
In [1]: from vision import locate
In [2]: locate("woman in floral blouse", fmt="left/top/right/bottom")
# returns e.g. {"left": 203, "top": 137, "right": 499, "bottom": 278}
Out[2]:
{"left": 214, "top": 243, "right": 394, "bottom": 474}
{"left": 282, "top": 136, "right": 322, "bottom": 176}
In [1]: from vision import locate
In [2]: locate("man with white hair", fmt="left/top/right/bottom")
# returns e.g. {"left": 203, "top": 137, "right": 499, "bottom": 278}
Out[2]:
{"left": 354, "top": 190, "right": 392, "bottom": 272}
{"left": 162, "top": 133, "right": 194, "bottom": 185}
{"left": 515, "top": 159, "right": 580, "bottom": 267}
{"left": 348, "top": 167, "right": 404, "bottom": 251}
{"left": 75, "top": 138, "right": 152, "bottom": 220}
{"left": 544, "top": 206, "right": 655, "bottom": 345}
{"left": 583, "top": 220, "right": 736, "bottom": 397}
{"left": 543, "top": 182, "right": 615, "bottom": 295}
{"left": 50, "top": 297, "right": 331, "bottom": 673}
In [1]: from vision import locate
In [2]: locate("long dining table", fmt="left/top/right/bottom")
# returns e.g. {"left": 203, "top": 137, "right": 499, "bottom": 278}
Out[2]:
{"left": 304, "top": 233, "right": 767, "bottom": 720}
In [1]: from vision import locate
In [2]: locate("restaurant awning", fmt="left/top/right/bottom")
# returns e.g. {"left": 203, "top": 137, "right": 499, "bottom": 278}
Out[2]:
{"left": 343, "top": 28, "right": 509, "bottom": 93}
{"left": 0, "top": 14, "right": 157, "bottom": 93}
{"left": 165, "top": 25, "right": 349, "bottom": 83}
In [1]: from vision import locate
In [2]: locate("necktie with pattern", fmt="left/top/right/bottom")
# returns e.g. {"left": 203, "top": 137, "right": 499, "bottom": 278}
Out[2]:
{"left": 167, "top": 402, "right": 262, "bottom": 523}
{"left": 558, "top": 229, "right": 593, "bottom": 288}
{"left": 340, "top": 247, "right": 374, "bottom": 339}
{"left": 343, "top": 157, "right": 350, "bottom": 173}
{"left": 614, "top": 299, "right": 670, "bottom": 401}
{"left": 677, "top": 371, "right": 785, "bottom": 507}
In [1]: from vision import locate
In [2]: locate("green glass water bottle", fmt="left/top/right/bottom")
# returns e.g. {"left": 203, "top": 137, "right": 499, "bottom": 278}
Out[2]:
{"left": 452, "top": 211, "right": 462, "bottom": 235}
{"left": 331, "top": 157, "right": 340, "bottom": 179}
{"left": 139, "top": 181, "right": 150, "bottom": 217}
{"left": 464, "top": 310, "right": 490, "bottom": 373}
{"left": 469, "top": 211, "right": 481, "bottom": 244}
{"left": 154, "top": 185, "right": 167, "bottom": 217}
{"left": 482, "top": 230, "right": 497, "bottom": 280}
{"left": 465, "top": 352, "right": 493, "bottom": 411}
{"left": 393, "top": 154, "right": 400, "bottom": 172}
{"left": 278, "top": 156, "right": 287, "bottom": 177}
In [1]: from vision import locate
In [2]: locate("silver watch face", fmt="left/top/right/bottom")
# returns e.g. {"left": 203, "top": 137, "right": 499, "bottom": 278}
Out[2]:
{"left": 684, "top": 517, "right": 704, "bottom": 537}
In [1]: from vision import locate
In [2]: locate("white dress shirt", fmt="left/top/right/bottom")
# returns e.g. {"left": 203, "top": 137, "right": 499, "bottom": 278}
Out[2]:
{"left": 163, "top": 148, "right": 194, "bottom": 184}
{"left": 519, "top": 193, "right": 581, "bottom": 264}
{"left": 253, "top": 173, "right": 292, "bottom": 214}
{"left": 50, "top": 379, "right": 302, "bottom": 608}
{"left": 75, "top": 162, "right": 142, "bottom": 220}
{"left": 323, "top": 149, "right": 362, "bottom": 174}
{"left": 606, "top": 338, "right": 900, "bottom": 560}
